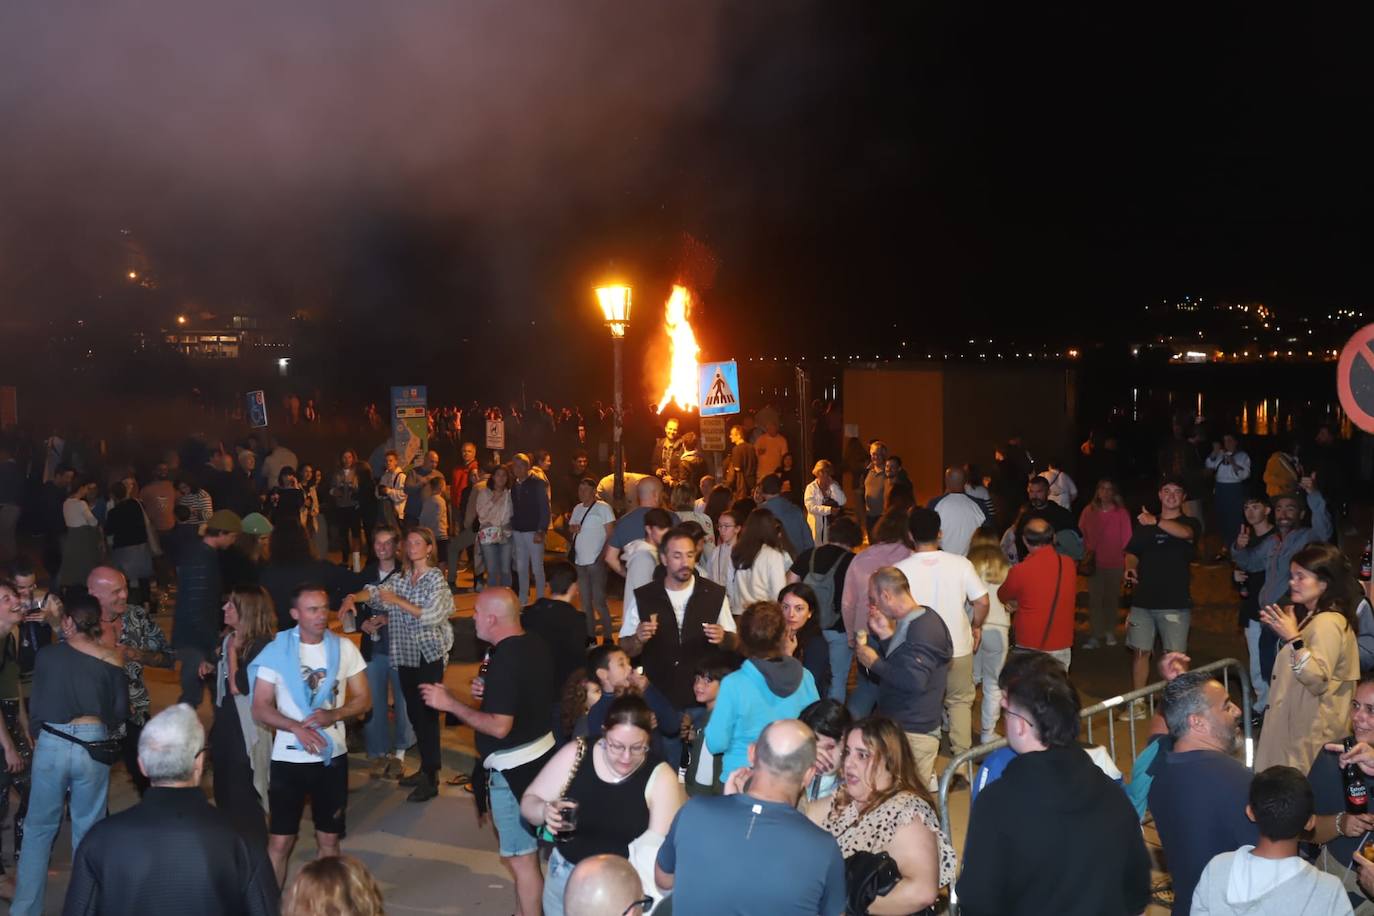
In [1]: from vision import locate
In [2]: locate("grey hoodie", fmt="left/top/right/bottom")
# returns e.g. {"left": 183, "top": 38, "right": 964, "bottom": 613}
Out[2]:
{"left": 1190, "top": 848, "right": 1352, "bottom": 915}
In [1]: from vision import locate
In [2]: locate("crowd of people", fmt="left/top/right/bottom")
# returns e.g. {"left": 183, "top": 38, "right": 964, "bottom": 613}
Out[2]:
{"left": 0, "top": 404, "right": 1370, "bottom": 913}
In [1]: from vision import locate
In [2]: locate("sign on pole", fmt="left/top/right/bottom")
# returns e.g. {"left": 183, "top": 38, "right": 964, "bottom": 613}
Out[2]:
{"left": 485, "top": 418, "right": 506, "bottom": 450}
{"left": 1338, "top": 326, "right": 1374, "bottom": 433}
{"left": 246, "top": 390, "right": 269, "bottom": 428}
{"left": 698, "top": 360, "right": 741, "bottom": 417}
{"left": 390, "top": 386, "right": 428, "bottom": 466}
{"left": 700, "top": 417, "right": 727, "bottom": 452}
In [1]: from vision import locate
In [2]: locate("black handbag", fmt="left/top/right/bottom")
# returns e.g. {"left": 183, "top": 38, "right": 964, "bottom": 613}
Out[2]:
{"left": 844, "top": 849, "right": 902, "bottom": 915}
{"left": 41, "top": 723, "right": 123, "bottom": 766}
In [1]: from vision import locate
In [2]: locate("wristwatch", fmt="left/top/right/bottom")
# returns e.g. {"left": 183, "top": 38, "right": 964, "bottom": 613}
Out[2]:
{"left": 1289, "top": 638, "right": 1305, "bottom": 653}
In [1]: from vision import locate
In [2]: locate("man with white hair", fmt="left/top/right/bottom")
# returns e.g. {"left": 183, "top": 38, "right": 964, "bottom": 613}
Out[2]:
{"left": 62, "top": 704, "right": 279, "bottom": 915}
{"left": 564, "top": 854, "right": 649, "bottom": 916}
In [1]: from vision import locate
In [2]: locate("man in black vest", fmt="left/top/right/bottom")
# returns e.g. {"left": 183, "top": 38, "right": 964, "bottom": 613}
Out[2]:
{"left": 620, "top": 526, "right": 737, "bottom": 762}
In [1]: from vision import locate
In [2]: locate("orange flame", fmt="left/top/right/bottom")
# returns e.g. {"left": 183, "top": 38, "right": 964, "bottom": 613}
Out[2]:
{"left": 656, "top": 285, "right": 700, "bottom": 412}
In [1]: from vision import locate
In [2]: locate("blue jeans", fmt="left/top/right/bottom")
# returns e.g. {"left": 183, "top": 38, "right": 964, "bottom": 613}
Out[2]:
{"left": 12, "top": 722, "right": 111, "bottom": 916}
{"left": 822, "top": 630, "right": 851, "bottom": 703}
{"left": 364, "top": 651, "right": 415, "bottom": 757}
{"left": 480, "top": 541, "right": 512, "bottom": 590}
{"left": 1245, "top": 619, "right": 1269, "bottom": 712}
{"left": 542, "top": 848, "right": 576, "bottom": 916}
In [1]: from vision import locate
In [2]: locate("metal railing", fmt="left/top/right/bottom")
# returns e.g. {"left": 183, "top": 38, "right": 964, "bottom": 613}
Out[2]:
{"left": 936, "top": 657, "right": 1252, "bottom": 914}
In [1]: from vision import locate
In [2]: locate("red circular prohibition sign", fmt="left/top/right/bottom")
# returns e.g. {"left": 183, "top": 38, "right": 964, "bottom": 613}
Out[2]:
{"left": 1337, "top": 324, "right": 1374, "bottom": 434}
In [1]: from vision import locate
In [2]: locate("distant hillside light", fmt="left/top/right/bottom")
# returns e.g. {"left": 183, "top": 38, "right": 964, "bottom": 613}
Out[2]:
{"left": 176, "top": 315, "right": 187, "bottom": 325}
{"left": 127, "top": 270, "right": 137, "bottom": 280}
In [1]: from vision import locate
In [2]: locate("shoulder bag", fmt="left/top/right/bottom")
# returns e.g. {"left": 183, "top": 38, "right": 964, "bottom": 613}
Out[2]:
{"left": 41, "top": 723, "right": 123, "bottom": 766}
{"left": 1008, "top": 554, "right": 1064, "bottom": 662}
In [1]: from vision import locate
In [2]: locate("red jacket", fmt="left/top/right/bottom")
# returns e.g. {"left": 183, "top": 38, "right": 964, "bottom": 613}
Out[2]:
{"left": 999, "top": 546, "right": 1076, "bottom": 651}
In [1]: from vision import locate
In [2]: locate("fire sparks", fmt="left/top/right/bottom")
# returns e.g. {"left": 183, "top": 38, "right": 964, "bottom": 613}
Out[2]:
{"left": 656, "top": 284, "right": 700, "bottom": 412}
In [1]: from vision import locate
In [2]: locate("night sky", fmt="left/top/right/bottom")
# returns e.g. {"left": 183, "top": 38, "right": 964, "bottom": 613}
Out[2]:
{"left": 2, "top": 3, "right": 1371, "bottom": 397}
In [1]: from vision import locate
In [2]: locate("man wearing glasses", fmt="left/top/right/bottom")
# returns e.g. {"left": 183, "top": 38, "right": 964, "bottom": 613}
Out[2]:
{"left": 62, "top": 704, "right": 278, "bottom": 914}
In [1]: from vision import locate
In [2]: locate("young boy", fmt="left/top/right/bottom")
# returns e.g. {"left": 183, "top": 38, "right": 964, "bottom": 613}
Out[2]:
{"left": 683, "top": 650, "right": 740, "bottom": 797}
{"left": 585, "top": 643, "right": 679, "bottom": 758}
{"left": 1191, "top": 765, "right": 1351, "bottom": 915}
{"left": 619, "top": 508, "right": 676, "bottom": 627}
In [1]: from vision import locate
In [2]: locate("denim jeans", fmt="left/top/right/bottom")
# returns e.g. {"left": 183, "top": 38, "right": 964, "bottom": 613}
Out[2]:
{"left": 847, "top": 672, "right": 881, "bottom": 718}
{"left": 542, "top": 847, "right": 576, "bottom": 916}
{"left": 972, "top": 626, "right": 1009, "bottom": 740}
{"left": 1245, "top": 619, "right": 1269, "bottom": 712}
{"left": 576, "top": 560, "right": 612, "bottom": 640}
{"left": 363, "top": 651, "right": 415, "bottom": 757}
{"left": 821, "top": 630, "right": 852, "bottom": 703}
{"left": 511, "top": 530, "right": 546, "bottom": 604}
{"left": 480, "top": 541, "right": 512, "bottom": 590}
{"left": 12, "top": 722, "right": 111, "bottom": 916}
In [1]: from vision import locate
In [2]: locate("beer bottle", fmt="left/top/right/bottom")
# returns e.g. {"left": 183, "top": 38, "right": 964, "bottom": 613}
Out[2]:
{"left": 1344, "top": 736, "right": 1369, "bottom": 814}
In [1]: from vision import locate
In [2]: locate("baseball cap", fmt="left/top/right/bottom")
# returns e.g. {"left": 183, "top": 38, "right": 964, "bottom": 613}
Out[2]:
{"left": 206, "top": 509, "right": 243, "bottom": 533}
{"left": 240, "top": 512, "right": 274, "bottom": 535}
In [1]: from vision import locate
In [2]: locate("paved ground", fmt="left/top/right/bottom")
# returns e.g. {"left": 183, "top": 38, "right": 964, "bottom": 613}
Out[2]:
{"left": 14, "top": 551, "right": 1258, "bottom": 914}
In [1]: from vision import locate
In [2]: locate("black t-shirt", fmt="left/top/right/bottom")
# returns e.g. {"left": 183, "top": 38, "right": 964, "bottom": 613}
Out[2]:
{"left": 477, "top": 633, "right": 555, "bottom": 758}
{"left": 105, "top": 500, "right": 148, "bottom": 549}
{"left": 1125, "top": 516, "right": 1202, "bottom": 609}
{"left": 521, "top": 599, "right": 586, "bottom": 701}
{"left": 790, "top": 546, "right": 854, "bottom": 632}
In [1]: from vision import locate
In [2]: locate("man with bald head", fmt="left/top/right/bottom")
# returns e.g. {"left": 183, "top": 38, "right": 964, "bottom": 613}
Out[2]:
{"left": 603, "top": 475, "right": 666, "bottom": 576}
{"left": 564, "top": 854, "right": 648, "bottom": 916}
{"left": 87, "top": 565, "right": 174, "bottom": 796}
{"left": 999, "top": 518, "right": 1077, "bottom": 671}
{"left": 421, "top": 587, "right": 555, "bottom": 916}
{"left": 655, "top": 719, "right": 846, "bottom": 915}
{"left": 928, "top": 466, "right": 986, "bottom": 556}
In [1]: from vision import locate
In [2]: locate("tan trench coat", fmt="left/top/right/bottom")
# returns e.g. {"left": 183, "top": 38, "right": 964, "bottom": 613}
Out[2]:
{"left": 1253, "top": 610, "right": 1358, "bottom": 773}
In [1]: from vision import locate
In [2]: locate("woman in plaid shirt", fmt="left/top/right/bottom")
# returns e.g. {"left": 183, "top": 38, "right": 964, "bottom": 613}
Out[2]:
{"left": 343, "top": 526, "right": 454, "bottom": 802}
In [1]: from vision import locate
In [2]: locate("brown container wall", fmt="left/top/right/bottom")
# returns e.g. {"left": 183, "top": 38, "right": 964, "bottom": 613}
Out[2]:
{"left": 842, "top": 368, "right": 944, "bottom": 503}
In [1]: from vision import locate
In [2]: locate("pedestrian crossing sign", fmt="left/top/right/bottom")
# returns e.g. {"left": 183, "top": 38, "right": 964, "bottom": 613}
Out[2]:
{"left": 698, "top": 361, "right": 741, "bottom": 417}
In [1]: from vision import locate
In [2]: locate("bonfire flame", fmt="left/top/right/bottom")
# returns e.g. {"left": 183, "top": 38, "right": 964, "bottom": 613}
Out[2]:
{"left": 656, "top": 284, "right": 700, "bottom": 412}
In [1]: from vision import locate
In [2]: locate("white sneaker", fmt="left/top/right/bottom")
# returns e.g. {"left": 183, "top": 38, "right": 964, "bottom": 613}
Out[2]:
{"left": 1105, "top": 634, "right": 1119, "bottom": 646}
{"left": 1118, "top": 698, "right": 1150, "bottom": 721}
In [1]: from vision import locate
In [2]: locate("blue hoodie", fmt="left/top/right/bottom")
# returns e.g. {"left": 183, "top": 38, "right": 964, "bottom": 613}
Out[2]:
{"left": 705, "top": 656, "right": 818, "bottom": 779}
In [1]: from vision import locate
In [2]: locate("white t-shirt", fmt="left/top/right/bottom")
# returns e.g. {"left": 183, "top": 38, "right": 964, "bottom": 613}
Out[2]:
{"left": 570, "top": 500, "right": 616, "bottom": 566}
{"left": 256, "top": 637, "right": 367, "bottom": 763}
{"left": 619, "top": 576, "right": 737, "bottom": 638}
{"left": 894, "top": 550, "right": 988, "bottom": 657}
{"left": 932, "top": 492, "right": 985, "bottom": 557}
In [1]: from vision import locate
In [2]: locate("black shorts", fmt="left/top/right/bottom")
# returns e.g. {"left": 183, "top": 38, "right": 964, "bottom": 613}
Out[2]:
{"left": 269, "top": 757, "right": 349, "bottom": 837}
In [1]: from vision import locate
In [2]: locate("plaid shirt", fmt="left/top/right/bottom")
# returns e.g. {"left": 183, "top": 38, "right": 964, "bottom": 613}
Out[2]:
{"left": 369, "top": 567, "right": 453, "bottom": 667}
{"left": 116, "top": 603, "right": 172, "bottom": 725}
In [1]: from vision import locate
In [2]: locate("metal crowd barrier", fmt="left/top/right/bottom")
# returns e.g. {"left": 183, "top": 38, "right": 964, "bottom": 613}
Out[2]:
{"left": 936, "top": 657, "right": 1252, "bottom": 914}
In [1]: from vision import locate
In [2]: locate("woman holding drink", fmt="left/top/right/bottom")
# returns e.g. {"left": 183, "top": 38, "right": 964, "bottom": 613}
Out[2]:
{"left": 520, "top": 695, "right": 682, "bottom": 916}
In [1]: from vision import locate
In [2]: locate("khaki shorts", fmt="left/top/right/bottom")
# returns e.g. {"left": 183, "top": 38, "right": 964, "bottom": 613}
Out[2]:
{"left": 1126, "top": 607, "right": 1190, "bottom": 654}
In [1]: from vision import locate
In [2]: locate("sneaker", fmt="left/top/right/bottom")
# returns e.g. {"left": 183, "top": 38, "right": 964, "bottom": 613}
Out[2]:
{"left": 1118, "top": 698, "right": 1150, "bottom": 721}
{"left": 1081, "top": 638, "right": 1101, "bottom": 650}
{"left": 1104, "top": 634, "right": 1118, "bottom": 646}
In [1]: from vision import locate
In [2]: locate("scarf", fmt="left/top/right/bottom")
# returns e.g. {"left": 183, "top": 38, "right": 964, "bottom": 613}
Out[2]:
{"left": 247, "top": 626, "right": 343, "bottom": 765}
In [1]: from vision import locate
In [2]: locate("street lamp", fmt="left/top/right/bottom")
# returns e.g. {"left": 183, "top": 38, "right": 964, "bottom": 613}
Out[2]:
{"left": 595, "top": 284, "right": 632, "bottom": 507}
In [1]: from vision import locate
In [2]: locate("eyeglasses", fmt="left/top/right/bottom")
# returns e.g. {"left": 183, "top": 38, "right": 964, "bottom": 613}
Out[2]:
{"left": 604, "top": 739, "right": 649, "bottom": 758}
{"left": 623, "top": 896, "right": 654, "bottom": 915}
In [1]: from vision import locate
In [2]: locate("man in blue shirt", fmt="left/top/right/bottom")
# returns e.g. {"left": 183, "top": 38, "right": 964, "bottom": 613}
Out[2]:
{"left": 1148, "top": 670, "right": 1257, "bottom": 915}
{"left": 655, "top": 719, "right": 845, "bottom": 915}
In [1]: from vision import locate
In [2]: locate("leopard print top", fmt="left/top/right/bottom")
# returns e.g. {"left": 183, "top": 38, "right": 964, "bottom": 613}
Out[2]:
{"left": 823, "top": 791, "right": 957, "bottom": 888}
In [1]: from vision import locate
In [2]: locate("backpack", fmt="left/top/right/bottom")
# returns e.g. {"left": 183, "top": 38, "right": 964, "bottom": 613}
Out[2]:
{"left": 804, "top": 546, "right": 843, "bottom": 630}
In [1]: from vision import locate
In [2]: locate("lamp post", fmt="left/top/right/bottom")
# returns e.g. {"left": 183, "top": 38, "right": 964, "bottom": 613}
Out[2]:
{"left": 595, "top": 284, "right": 632, "bottom": 509}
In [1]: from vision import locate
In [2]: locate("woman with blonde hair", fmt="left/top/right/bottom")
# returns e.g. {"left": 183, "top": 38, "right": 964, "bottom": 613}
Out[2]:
{"left": 282, "top": 854, "right": 385, "bottom": 916}
{"left": 342, "top": 526, "right": 453, "bottom": 802}
{"left": 806, "top": 716, "right": 956, "bottom": 915}
{"left": 203, "top": 586, "right": 277, "bottom": 844}
{"left": 967, "top": 545, "right": 1013, "bottom": 744}
{"left": 804, "top": 459, "right": 847, "bottom": 545}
